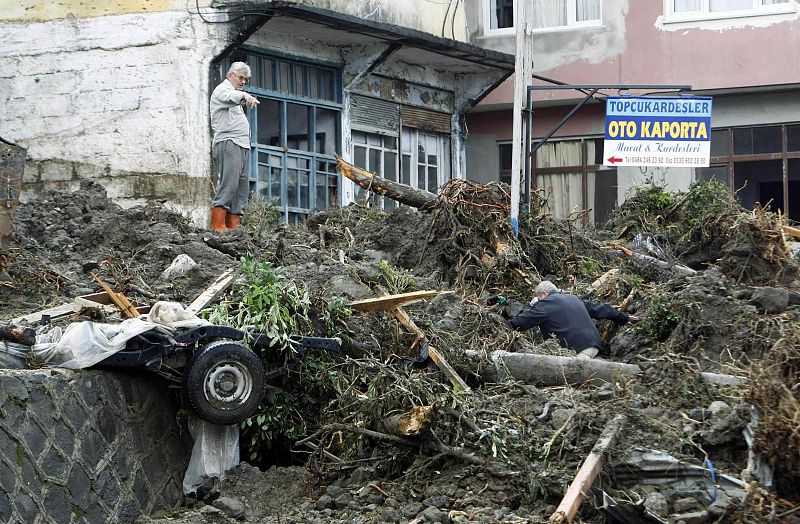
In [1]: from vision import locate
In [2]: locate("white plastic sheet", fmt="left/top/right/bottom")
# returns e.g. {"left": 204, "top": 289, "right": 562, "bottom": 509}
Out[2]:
{"left": 23, "top": 301, "right": 210, "bottom": 369}
{"left": 182, "top": 416, "right": 240, "bottom": 495}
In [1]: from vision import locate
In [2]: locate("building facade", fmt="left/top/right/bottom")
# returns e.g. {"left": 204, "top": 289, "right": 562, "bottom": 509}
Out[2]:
{"left": 463, "top": 0, "right": 800, "bottom": 223}
{"left": 0, "top": 0, "right": 513, "bottom": 224}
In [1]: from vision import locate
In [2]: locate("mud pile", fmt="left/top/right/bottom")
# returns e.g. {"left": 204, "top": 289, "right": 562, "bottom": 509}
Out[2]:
{"left": 3, "top": 180, "right": 800, "bottom": 524}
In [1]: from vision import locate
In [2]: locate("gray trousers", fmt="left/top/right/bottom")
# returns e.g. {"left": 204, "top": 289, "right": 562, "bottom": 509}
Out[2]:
{"left": 211, "top": 140, "right": 250, "bottom": 215}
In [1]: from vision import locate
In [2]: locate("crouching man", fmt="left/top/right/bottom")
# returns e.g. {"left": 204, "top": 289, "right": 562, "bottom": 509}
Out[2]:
{"left": 510, "top": 281, "right": 638, "bottom": 358}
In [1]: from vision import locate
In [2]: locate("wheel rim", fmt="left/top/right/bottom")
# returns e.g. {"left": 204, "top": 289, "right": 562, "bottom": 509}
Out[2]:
{"left": 202, "top": 360, "right": 254, "bottom": 411}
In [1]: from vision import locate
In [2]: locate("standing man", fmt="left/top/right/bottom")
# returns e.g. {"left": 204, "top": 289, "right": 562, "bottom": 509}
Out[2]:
{"left": 510, "top": 281, "right": 638, "bottom": 358}
{"left": 209, "top": 62, "right": 259, "bottom": 232}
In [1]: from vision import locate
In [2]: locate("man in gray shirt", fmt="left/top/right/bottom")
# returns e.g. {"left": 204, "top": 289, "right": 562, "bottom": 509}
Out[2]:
{"left": 209, "top": 62, "right": 259, "bottom": 232}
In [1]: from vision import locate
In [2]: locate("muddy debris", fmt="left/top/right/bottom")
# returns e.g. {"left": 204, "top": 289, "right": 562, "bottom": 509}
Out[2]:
{"left": 3, "top": 179, "right": 800, "bottom": 523}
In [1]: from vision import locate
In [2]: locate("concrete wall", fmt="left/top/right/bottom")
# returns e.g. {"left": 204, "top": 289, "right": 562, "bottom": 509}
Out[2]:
{"left": 0, "top": 10, "right": 229, "bottom": 224}
{"left": 0, "top": 368, "right": 191, "bottom": 524}
{"left": 1, "top": 1, "right": 468, "bottom": 42}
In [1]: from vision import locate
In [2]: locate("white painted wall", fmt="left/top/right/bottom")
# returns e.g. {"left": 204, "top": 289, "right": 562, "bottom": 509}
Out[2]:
{"left": 0, "top": 11, "right": 227, "bottom": 223}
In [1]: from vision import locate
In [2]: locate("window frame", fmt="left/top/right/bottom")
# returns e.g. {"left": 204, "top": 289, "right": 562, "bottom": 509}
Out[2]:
{"left": 483, "top": 0, "right": 603, "bottom": 36}
{"left": 697, "top": 123, "right": 800, "bottom": 219}
{"left": 220, "top": 50, "right": 343, "bottom": 225}
{"left": 663, "top": 0, "right": 796, "bottom": 23}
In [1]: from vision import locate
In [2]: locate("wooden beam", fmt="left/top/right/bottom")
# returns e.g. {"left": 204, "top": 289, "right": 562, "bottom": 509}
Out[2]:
{"left": 783, "top": 225, "right": 800, "bottom": 238}
{"left": 428, "top": 346, "right": 471, "bottom": 392}
{"left": 549, "top": 415, "right": 627, "bottom": 524}
{"left": 11, "top": 302, "right": 77, "bottom": 325}
{"left": 91, "top": 274, "right": 140, "bottom": 318}
{"left": 187, "top": 269, "right": 235, "bottom": 314}
{"left": 349, "top": 290, "right": 452, "bottom": 312}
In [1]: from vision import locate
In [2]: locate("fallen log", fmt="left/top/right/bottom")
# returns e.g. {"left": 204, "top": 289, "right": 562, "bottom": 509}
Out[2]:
{"left": 549, "top": 415, "right": 627, "bottom": 524}
{"left": 783, "top": 225, "right": 800, "bottom": 238}
{"left": 335, "top": 154, "right": 437, "bottom": 209}
{"left": 470, "top": 350, "right": 745, "bottom": 388}
{"left": 378, "top": 406, "right": 433, "bottom": 437}
{"left": 0, "top": 324, "right": 36, "bottom": 346}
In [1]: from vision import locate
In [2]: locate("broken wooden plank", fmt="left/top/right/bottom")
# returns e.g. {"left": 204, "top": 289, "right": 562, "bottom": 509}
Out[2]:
{"left": 91, "top": 274, "right": 140, "bottom": 318}
{"left": 336, "top": 154, "right": 437, "bottom": 209}
{"left": 428, "top": 346, "right": 471, "bottom": 392}
{"left": 349, "top": 290, "right": 452, "bottom": 312}
{"left": 11, "top": 302, "right": 78, "bottom": 325}
{"left": 389, "top": 306, "right": 426, "bottom": 352}
{"left": 591, "top": 268, "right": 620, "bottom": 290}
{"left": 549, "top": 415, "right": 627, "bottom": 524}
{"left": 74, "top": 291, "right": 149, "bottom": 316}
{"left": 187, "top": 268, "right": 235, "bottom": 314}
{"left": 783, "top": 225, "right": 800, "bottom": 238}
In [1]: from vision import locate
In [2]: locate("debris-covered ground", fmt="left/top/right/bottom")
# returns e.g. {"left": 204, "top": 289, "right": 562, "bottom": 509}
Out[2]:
{"left": 2, "top": 178, "right": 800, "bottom": 523}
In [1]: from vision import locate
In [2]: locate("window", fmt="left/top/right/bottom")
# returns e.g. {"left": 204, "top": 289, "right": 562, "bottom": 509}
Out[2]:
{"left": 490, "top": 0, "right": 514, "bottom": 29}
{"left": 222, "top": 51, "right": 342, "bottom": 224}
{"left": 401, "top": 128, "right": 451, "bottom": 194}
{"left": 525, "top": 138, "right": 616, "bottom": 224}
{"left": 498, "top": 143, "right": 513, "bottom": 185}
{"left": 666, "top": 0, "right": 793, "bottom": 21}
{"left": 352, "top": 131, "right": 399, "bottom": 211}
{"left": 484, "top": 0, "right": 602, "bottom": 34}
{"left": 705, "top": 124, "right": 800, "bottom": 221}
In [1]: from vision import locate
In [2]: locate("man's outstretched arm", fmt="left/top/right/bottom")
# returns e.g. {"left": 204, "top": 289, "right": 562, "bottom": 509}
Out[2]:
{"left": 583, "top": 300, "right": 637, "bottom": 325}
{"left": 509, "top": 305, "right": 548, "bottom": 330}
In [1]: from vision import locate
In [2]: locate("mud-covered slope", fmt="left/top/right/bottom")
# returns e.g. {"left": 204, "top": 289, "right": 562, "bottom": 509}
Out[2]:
{"left": 3, "top": 180, "right": 799, "bottom": 523}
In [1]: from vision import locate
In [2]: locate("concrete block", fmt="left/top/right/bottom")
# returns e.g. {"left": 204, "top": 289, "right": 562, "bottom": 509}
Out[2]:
{"left": 36, "top": 94, "right": 71, "bottom": 117}
{"left": 38, "top": 161, "right": 75, "bottom": 182}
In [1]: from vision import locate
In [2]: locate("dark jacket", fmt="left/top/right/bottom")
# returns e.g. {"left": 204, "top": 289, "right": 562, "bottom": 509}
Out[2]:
{"left": 510, "top": 292, "right": 630, "bottom": 352}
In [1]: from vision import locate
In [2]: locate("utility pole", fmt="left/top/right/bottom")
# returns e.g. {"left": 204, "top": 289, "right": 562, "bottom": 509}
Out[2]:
{"left": 510, "top": 0, "right": 533, "bottom": 237}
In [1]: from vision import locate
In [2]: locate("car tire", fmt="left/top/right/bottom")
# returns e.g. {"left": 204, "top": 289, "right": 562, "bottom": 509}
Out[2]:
{"left": 183, "top": 340, "right": 266, "bottom": 425}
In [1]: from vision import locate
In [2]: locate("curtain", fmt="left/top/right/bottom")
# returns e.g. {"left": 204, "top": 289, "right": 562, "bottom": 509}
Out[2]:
{"left": 674, "top": 0, "right": 701, "bottom": 12}
{"left": 576, "top": 0, "right": 601, "bottom": 21}
{"left": 533, "top": 0, "right": 567, "bottom": 28}
{"left": 535, "top": 141, "right": 583, "bottom": 219}
{"left": 709, "top": 0, "right": 754, "bottom": 11}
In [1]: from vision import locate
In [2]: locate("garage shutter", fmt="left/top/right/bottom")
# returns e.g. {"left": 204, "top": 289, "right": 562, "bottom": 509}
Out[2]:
{"left": 350, "top": 95, "right": 399, "bottom": 133}
{"left": 400, "top": 106, "right": 451, "bottom": 134}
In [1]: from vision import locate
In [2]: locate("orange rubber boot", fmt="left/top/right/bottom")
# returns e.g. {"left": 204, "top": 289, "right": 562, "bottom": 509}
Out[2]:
{"left": 225, "top": 213, "right": 241, "bottom": 229}
{"left": 210, "top": 207, "right": 229, "bottom": 232}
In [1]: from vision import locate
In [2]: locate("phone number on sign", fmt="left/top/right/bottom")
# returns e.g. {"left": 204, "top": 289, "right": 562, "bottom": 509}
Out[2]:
{"left": 625, "top": 156, "right": 702, "bottom": 165}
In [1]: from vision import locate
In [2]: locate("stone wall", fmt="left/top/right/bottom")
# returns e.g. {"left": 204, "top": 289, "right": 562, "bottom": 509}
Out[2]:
{"left": 0, "top": 368, "right": 192, "bottom": 523}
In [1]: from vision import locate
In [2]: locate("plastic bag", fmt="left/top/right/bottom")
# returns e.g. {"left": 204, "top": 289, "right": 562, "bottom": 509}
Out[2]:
{"left": 160, "top": 254, "right": 197, "bottom": 281}
{"left": 182, "top": 416, "right": 240, "bottom": 495}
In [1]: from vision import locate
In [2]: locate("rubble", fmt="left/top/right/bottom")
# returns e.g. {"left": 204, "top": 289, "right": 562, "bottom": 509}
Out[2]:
{"left": 2, "top": 178, "right": 800, "bottom": 523}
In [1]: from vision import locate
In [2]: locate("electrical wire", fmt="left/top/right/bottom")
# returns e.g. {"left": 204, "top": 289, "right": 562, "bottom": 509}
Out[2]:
{"left": 191, "top": 0, "right": 272, "bottom": 24}
{"left": 451, "top": 0, "right": 462, "bottom": 39}
{"left": 441, "top": 0, "right": 453, "bottom": 37}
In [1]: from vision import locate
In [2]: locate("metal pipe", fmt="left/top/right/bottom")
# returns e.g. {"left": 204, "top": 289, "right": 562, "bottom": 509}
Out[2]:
{"left": 524, "top": 85, "right": 533, "bottom": 212}
{"left": 527, "top": 84, "right": 691, "bottom": 91}
{"left": 530, "top": 89, "right": 598, "bottom": 157}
